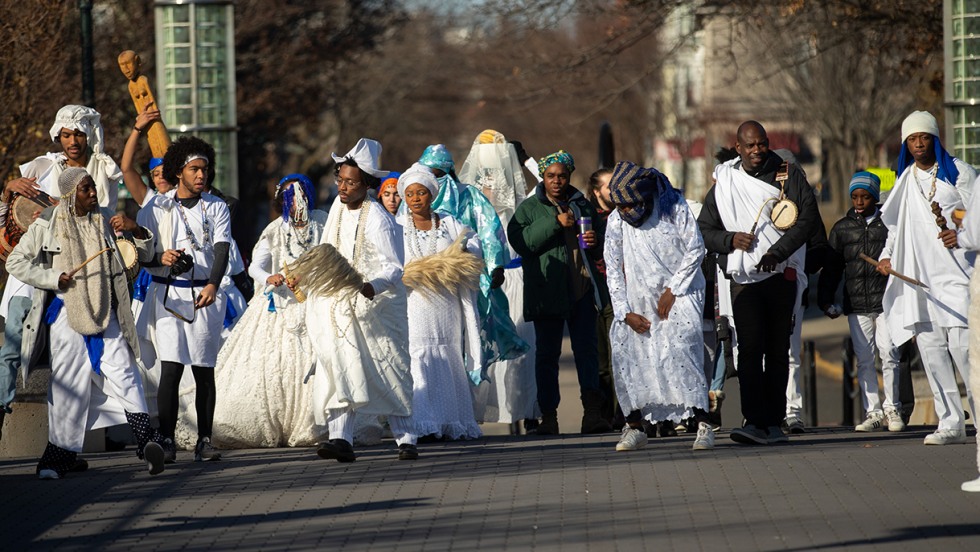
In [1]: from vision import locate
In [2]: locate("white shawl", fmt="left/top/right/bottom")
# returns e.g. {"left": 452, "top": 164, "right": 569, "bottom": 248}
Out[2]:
{"left": 712, "top": 161, "right": 805, "bottom": 284}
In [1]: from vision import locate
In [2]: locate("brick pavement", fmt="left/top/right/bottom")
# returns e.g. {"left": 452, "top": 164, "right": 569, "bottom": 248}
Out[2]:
{"left": 1, "top": 426, "right": 978, "bottom": 551}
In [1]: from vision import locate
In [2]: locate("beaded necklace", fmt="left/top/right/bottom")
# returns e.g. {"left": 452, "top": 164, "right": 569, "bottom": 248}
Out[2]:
{"left": 329, "top": 200, "right": 372, "bottom": 340}
{"left": 285, "top": 220, "right": 313, "bottom": 259}
{"left": 175, "top": 195, "right": 211, "bottom": 251}
{"left": 408, "top": 212, "right": 440, "bottom": 259}
{"left": 913, "top": 163, "right": 939, "bottom": 202}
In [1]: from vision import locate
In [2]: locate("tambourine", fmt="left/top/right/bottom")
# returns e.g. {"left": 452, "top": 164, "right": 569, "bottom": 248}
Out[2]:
{"left": 115, "top": 237, "right": 140, "bottom": 282}
{"left": 770, "top": 198, "right": 798, "bottom": 231}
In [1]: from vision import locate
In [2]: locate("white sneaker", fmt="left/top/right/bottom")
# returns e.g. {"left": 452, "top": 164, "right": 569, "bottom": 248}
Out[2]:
{"left": 616, "top": 426, "right": 648, "bottom": 451}
{"left": 692, "top": 422, "right": 715, "bottom": 450}
{"left": 37, "top": 469, "right": 59, "bottom": 480}
{"left": 884, "top": 408, "right": 906, "bottom": 432}
{"left": 855, "top": 411, "right": 886, "bottom": 432}
{"left": 923, "top": 429, "right": 969, "bottom": 445}
{"left": 962, "top": 476, "right": 980, "bottom": 492}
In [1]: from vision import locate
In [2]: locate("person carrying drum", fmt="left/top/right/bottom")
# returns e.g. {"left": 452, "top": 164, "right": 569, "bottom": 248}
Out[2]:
{"left": 0, "top": 105, "right": 124, "bottom": 443}
{"left": 697, "top": 121, "right": 821, "bottom": 446}
{"left": 6, "top": 167, "right": 168, "bottom": 479}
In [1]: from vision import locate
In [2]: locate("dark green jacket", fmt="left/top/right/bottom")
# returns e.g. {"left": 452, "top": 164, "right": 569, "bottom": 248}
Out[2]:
{"left": 507, "top": 183, "right": 608, "bottom": 321}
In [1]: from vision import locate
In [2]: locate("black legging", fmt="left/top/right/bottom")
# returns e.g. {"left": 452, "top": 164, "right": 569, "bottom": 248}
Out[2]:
{"left": 158, "top": 361, "right": 216, "bottom": 441}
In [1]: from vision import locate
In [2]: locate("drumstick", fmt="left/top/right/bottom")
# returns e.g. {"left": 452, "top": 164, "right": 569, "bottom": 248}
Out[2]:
{"left": 858, "top": 253, "right": 928, "bottom": 288}
{"left": 66, "top": 247, "right": 112, "bottom": 278}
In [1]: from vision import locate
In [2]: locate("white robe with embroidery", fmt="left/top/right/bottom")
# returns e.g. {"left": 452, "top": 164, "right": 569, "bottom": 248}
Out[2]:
{"left": 605, "top": 205, "right": 708, "bottom": 422}
{"left": 401, "top": 215, "right": 482, "bottom": 439}
{"left": 308, "top": 198, "right": 412, "bottom": 421}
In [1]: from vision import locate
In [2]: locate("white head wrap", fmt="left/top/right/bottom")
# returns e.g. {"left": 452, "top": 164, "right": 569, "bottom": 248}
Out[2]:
{"left": 457, "top": 132, "right": 527, "bottom": 227}
{"left": 901, "top": 110, "right": 940, "bottom": 142}
{"left": 397, "top": 163, "right": 440, "bottom": 198}
{"left": 49, "top": 105, "right": 105, "bottom": 154}
{"left": 331, "top": 138, "right": 389, "bottom": 178}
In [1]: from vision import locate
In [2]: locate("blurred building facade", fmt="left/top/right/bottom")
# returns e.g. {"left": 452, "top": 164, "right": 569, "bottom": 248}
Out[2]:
{"left": 651, "top": 4, "right": 823, "bottom": 204}
{"left": 945, "top": 0, "right": 980, "bottom": 166}
{"left": 154, "top": 0, "right": 239, "bottom": 195}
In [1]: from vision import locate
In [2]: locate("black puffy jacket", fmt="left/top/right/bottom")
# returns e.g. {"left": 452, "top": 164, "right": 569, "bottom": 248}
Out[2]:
{"left": 817, "top": 207, "right": 888, "bottom": 315}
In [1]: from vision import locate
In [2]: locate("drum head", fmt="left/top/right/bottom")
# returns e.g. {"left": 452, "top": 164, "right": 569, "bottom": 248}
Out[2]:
{"left": 11, "top": 195, "right": 42, "bottom": 233}
{"left": 116, "top": 238, "right": 138, "bottom": 269}
{"left": 770, "top": 199, "right": 798, "bottom": 231}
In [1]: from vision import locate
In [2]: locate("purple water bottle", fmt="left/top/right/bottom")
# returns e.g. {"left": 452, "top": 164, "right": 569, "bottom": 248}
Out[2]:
{"left": 577, "top": 216, "right": 592, "bottom": 249}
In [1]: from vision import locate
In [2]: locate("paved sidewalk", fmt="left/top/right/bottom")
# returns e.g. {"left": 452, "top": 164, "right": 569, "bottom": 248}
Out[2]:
{"left": 1, "top": 426, "right": 978, "bottom": 551}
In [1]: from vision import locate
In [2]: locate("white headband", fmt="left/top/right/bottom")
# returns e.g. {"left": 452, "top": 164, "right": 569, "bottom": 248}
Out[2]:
{"left": 182, "top": 154, "right": 208, "bottom": 168}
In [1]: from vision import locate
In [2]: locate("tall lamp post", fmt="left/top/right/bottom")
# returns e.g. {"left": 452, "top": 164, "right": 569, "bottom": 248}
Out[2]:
{"left": 79, "top": 0, "right": 96, "bottom": 107}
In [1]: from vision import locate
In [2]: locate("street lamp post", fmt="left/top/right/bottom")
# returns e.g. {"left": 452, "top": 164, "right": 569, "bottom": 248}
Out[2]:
{"left": 79, "top": 0, "right": 96, "bottom": 108}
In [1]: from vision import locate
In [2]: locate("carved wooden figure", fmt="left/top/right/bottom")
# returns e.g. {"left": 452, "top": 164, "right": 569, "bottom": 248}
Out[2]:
{"left": 118, "top": 50, "right": 171, "bottom": 158}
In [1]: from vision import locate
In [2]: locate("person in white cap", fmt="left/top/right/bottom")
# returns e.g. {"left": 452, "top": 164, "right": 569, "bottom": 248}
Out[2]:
{"left": 877, "top": 110, "right": 976, "bottom": 446}
{"left": 301, "top": 138, "right": 413, "bottom": 463}
{"left": 6, "top": 167, "right": 166, "bottom": 479}
{"left": 0, "top": 105, "right": 125, "bottom": 451}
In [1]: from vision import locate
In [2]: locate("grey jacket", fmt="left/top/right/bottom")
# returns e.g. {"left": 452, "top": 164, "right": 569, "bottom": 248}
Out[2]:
{"left": 5, "top": 207, "right": 154, "bottom": 379}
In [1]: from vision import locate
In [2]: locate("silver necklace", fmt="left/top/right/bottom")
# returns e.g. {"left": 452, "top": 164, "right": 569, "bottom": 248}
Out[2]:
{"left": 409, "top": 213, "right": 439, "bottom": 258}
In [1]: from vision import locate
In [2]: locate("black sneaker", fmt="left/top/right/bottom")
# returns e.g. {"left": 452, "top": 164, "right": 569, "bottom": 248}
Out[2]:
{"left": 162, "top": 438, "right": 177, "bottom": 464}
{"left": 70, "top": 458, "right": 89, "bottom": 472}
{"left": 730, "top": 424, "right": 769, "bottom": 445}
{"left": 194, "top": 437, "right": 221, "bottom": 462}
{"left": 143, "top": 442, "right": 165, "bottom": 475}
{"left": 657, "top": 420, "right": 678, "bottom": 437}
{"left": 317, "top": 439, "right": 356, "bottom": 463}
{"left": 397, "top": 443, "right": 419, "bottom": 460}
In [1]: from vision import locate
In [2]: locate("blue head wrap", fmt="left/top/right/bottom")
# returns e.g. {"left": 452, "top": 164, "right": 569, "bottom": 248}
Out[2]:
{"left": 149, "top": 157, "right": 163, "bottom": 171}
{"left": 419, "top": 144, "right": 455, "bottom": 175}
{"left": 896, "top": 135, "right": 960, "bottom": 186}
{"left": 277, "top": 173, "right": 315, "bottom": 222}
{"left": 608, "top": 161, "right": 682, "bottom": 227}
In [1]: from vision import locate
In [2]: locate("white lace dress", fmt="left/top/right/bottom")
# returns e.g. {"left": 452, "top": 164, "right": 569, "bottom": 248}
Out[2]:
{"left": 604, "top": 205, "right": 708, "bottom": 423}
{"left": 402, "top": 215, "right": 483, "bottom": 440}
{"left": 176, "top": 211, "right": 328, "bottom": 448}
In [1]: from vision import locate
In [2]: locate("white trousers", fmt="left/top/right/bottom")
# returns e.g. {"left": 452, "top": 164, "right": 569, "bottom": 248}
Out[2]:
{"left": 848, "top": 312, "right": 901, "bottom": 414}
{"left": 328, "top": 407, "right": 411, "bottom": 445}
{"left": 914, "top": 322, "right": 974, "bottom": 431}
{"left": 785, "top": 286, "right": 806, "bottom": 418}
{"left": 50, "top": 309, "right": 147, "bottom": 451}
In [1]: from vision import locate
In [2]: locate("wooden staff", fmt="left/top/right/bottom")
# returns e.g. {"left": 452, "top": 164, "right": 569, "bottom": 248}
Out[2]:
{"left": 932, "top": 201, "right": 958, "bottom": 249}
{"left": 858, "top": 253, "right": 928, "bottom": 289}
{"left": 66, "top": 247, "right": 112, "bottom": 278}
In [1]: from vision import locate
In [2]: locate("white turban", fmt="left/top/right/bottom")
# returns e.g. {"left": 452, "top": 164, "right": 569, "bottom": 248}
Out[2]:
{"left": 396, "top": 163, "right": 440, "bottom": 198}
{"left": 48, "top": 105, "right": 105, "bottom": 154}
{"left": 331, "top": 138, "right": 389, "bottom": 178}
{"left": 901, "top": 110, "right": 940, "bottom": 142}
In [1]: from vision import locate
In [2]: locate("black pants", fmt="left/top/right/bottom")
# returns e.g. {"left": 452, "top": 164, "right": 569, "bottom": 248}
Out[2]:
{"left": 730, "top": 275, "right": 796, "bottom": 428}
{"left": 158, "top": 361, "right": 216, "bottom": 441}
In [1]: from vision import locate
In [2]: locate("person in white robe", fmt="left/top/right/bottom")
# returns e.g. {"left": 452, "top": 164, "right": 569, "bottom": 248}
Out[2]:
{"left": 137, "top": 136, "right": 231, "bottom": 463}
{"left": 457, "top": 130, "right": 539, "bottom": 429}
{"left": 7, "top": 168, "right": 166, "bottom": 478}
{"left": 1, "top": 106, "right": 122, "bottom": 426}
{"left": 389, "top": 165, "right": 483, "bottom": 460}
{"left": 878, "top": 111, "right": 976, "bottom": 446}
{"left": 204, "top": 174, "right": 327, "bottom": 448}
{"left": 301, "top": 138, "right": 413, "bottom": 463}
{"left": 603, "top": 161, "right": 712, "bottom": 452}
{"left": 952, "top": 171, "right": 980, "bottom": 491}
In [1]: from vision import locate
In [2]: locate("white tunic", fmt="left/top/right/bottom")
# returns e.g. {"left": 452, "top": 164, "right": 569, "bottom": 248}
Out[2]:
{"left": 880, "top": 161, "right": 976, "bottom": 345}
{"left": 308, "top": 198, "right": 412, "bottom": 419}
{"left": 137, "top": 191, "right": 231, "bottom": 366}
{"left": 402, "top": 215, "right": 483, "bottom": 440}
{"left": 1, "top": 153, "right": 122, "bottom": 318}
{"left": 605, "top": 205, "right": 708, "bottom": 422}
